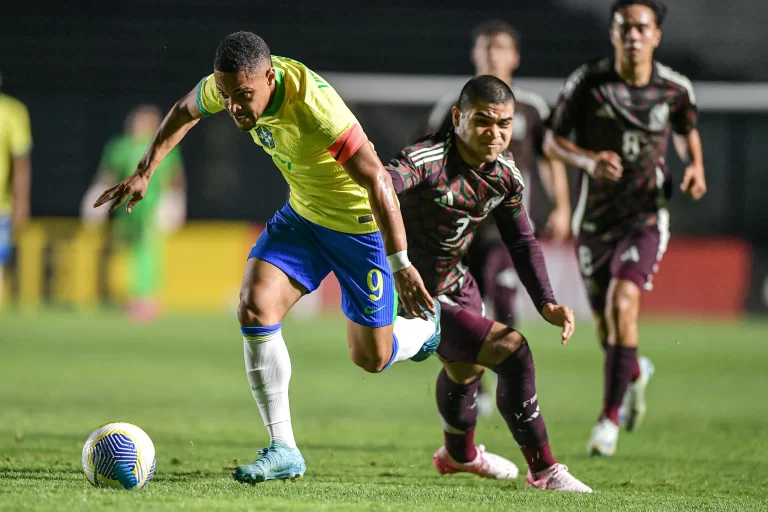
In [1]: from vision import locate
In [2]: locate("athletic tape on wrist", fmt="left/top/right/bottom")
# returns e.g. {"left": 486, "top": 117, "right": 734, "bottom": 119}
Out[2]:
{"left": 387, "top": 251, "right": 412, "bottom": 273}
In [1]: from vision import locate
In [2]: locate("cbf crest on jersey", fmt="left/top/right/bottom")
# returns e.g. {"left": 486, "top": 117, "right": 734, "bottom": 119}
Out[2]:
{"left": 255, "top": 126, "right": 275, "bottom": 149}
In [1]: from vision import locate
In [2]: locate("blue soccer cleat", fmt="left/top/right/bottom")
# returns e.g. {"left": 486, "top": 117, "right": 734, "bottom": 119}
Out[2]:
{"left": 411, "top": 300, "right": 442, "bottom": 362}
{"left": 232, "top": 440, "right": 306, "bottom": 484}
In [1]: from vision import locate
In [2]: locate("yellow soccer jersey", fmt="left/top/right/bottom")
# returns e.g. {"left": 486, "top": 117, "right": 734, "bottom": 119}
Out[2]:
{"left": 196, "top": 56, "right": 376, "bottom": 234}
{"left": 0, "top": 94, "right": 33, "bottom": 214}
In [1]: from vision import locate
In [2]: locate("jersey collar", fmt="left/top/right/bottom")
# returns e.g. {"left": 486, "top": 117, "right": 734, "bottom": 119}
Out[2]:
{"left": 610, "top": 58, "right": 661, "bottom": 89}
{"left": 262, "top": 66, "right": 285, "bottom": 117}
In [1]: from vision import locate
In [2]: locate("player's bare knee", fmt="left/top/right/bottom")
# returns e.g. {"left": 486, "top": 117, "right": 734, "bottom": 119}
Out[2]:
{"left": 496, "top": 329, "right": 527, "bottom": 358}
{"left": 346, "top": 325, "right": 391, "bottom": 373}
{"left": 610, "top": 282, "right": 640, "bottom": 320}
{"left": 444, "top": 362, "right": 485, "bottom": 384}
{"left": 350, "top": 350, "right": 389, "bottom": 373}
{"left": 237, "top": 291, "right": 277, "bottom": 327}
{"left": 477, "top": 325, "right": 526, "bottom": 367}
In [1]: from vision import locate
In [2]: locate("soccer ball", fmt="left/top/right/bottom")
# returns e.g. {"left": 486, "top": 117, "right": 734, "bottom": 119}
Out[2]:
{"left": 81, "top": 422, "right": 156, "bottom": 489}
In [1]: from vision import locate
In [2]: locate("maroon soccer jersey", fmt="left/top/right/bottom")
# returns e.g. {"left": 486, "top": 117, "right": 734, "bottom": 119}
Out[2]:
{"left": 387, "top": 132, "right": 555, "bottom": 311}
{"left": 550, "top": 58, "right": 697, "bottom": 238}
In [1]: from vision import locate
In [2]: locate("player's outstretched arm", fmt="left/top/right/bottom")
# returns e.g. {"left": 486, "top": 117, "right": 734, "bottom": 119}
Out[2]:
{"left": 343, "top": 143, "right": 435, "bottom": 318}
{"left": 543, "top": 130, "right": 623, "bottom": 182}
{"left": 674, "top": 129, "right": 707, "bottom": 200}
{"left": 493, "top": 202, "right": 574, "bottom": 343}
{"left": 93, "top": 86, "right": 204, "bottom": 214}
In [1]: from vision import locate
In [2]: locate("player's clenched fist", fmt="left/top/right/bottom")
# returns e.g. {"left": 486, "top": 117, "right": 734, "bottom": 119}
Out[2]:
{"left": 541, "top": 303, "right": 575, "bottom": 344}
{"left": 393, "top": 266, "right": 435, "bottom": 320}
{"left": 94, "top": 171, "right": 150, "bottom": 214}
{"left": 680, "top": 165, "right": 707, "bottom": 200}
{"left": 591, "top": 151, "right": 623, "bottom": 182}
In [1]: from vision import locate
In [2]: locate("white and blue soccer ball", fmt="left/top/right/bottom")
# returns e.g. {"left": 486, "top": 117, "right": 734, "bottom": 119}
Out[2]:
{"left": 81, "top": 422, "right": 156, "bottom": 489}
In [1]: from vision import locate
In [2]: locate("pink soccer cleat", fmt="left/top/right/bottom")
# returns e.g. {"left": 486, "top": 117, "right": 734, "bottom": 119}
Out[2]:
{"left": 433, "top": 444, "right": 519, "bottom": 480}
{"left": 526, "top": 464, "right": 592, "bottom": 493}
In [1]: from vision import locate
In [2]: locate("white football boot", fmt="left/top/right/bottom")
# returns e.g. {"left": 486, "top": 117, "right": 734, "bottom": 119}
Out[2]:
{"left": 526, "top": 464, "right": 593, "bottom": 493}
{"left": 433, "top": 444, "right": 519, "bottom": 479}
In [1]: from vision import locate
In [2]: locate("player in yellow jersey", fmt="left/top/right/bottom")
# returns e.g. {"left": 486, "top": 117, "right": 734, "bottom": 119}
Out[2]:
{"left": 93, "top": 31, "right": 440, "bottom": 484}
{"left": 0, "top": 71, "right": 33, "bottom": 305}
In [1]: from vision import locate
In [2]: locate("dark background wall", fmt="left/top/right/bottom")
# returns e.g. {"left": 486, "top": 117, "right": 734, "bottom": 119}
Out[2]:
{"left": 1, "top": 1, "right": 765, "bottom": 239}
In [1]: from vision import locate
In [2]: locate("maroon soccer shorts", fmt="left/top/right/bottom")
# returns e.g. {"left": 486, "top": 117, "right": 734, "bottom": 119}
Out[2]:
{"left": 433, "top": 273, "right": 496, "bottom": 364}
{"left": 575, "top": 215, "right": 669, "bottom": 314}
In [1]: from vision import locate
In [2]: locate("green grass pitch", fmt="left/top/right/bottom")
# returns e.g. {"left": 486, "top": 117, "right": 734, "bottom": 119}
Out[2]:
{"left": 1, "top": 310, "right": 767, "bottom": 510}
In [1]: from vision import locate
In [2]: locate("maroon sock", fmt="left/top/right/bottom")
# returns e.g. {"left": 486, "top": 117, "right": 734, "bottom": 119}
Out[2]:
{"left": 493, "top": 342, "right": 557, "bottom": 472}
{"left": 631, "top": 356, "right": 641, "bottom": 383}
{"left": 436, "top": 368, "right": 481, "bottom": 463}
{"left": 602, "top": 346, "right": 638, "bottom": 424}
{"left": 602, "top": 338, "right": 640, "bottom": 382}
{"left": 445, "top": 430, "right": 476, "bottom": 463}
{"left": 483, "top": 243, "right": 518, "bottom": 329}
{"left": 521, "top": 444, "right": 557, "bottom": 474}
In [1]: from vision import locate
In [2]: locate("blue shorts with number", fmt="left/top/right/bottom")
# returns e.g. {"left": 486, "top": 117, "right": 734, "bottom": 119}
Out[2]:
{"left": 0, "top": 215, "right": 12, "bottom": 263}
{"left": 248, "top": 201, "right": 397, "bottom": 328}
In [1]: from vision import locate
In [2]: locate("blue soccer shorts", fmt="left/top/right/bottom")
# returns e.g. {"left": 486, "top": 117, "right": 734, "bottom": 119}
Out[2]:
{"left": 248, "top": 201, "right": 398, "bottom": 328}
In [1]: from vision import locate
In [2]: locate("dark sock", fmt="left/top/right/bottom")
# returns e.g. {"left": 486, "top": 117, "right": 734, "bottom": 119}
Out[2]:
{"left": 631, "top": 355, "right": 641, "bottom": 383}
{"left": 520, "top": 444, "right": 557, "bottom": 474}
{"left": 601, "top": 337, "right": 641, "bottom": 383}
{"left": 445, "top": 430, "right": 476, "bottom": 463}
{"left": 436, "top": 368, "right": 481, "bottom": 463}
{"left": 602, "top": 346, "right": 638, "bottom": 424}
{"left": 494, "top": 342, "right": 557, "bottom": 472}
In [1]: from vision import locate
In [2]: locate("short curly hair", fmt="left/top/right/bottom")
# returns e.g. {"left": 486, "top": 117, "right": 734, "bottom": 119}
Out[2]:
{"left": 214, "top": 31, "right": 271, "bottom": 76}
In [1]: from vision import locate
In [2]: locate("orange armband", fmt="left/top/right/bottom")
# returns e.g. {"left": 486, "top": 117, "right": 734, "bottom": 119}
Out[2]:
{"left": 328, "top": 123, "right": 368, "bottom": 165}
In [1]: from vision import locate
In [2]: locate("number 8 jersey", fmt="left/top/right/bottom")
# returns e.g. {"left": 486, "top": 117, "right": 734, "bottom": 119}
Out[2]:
{"left": 387, "top": 131, "right": 525, "bottom": 297}
{"left": 549, "top": 58, "right": 697, "bottom": 239}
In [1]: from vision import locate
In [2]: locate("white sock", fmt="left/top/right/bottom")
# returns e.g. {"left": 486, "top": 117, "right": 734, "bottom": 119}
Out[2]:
{"left": 390, "top": 315, "right": 437, "bottom": 364}
{"left": 242, "top": 324, "right": 297, "bottom": 448}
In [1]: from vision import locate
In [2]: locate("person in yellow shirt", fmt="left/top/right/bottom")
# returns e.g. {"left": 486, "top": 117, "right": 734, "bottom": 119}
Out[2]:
{"left": 0, "top": 71, "right": 33, "bottom": 305}
{"left": 93, "top": 31, "right": 439, "bottom": 484}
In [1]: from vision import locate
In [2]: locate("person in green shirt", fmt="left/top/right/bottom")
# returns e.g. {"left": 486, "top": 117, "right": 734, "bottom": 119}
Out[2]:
{"left": 82, "top": 105, "right": 186, "bottom": 321}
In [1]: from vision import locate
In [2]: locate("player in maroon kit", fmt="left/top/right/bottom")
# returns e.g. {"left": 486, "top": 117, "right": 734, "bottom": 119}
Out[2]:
{"left": 387, "top": 75, "right": 591, "bottom": 492}
{"left": 544, "top": 0, "right": 707, "bottom": 456}
{"left": 426, "top": 20, "right": 571, "bottom": 417}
